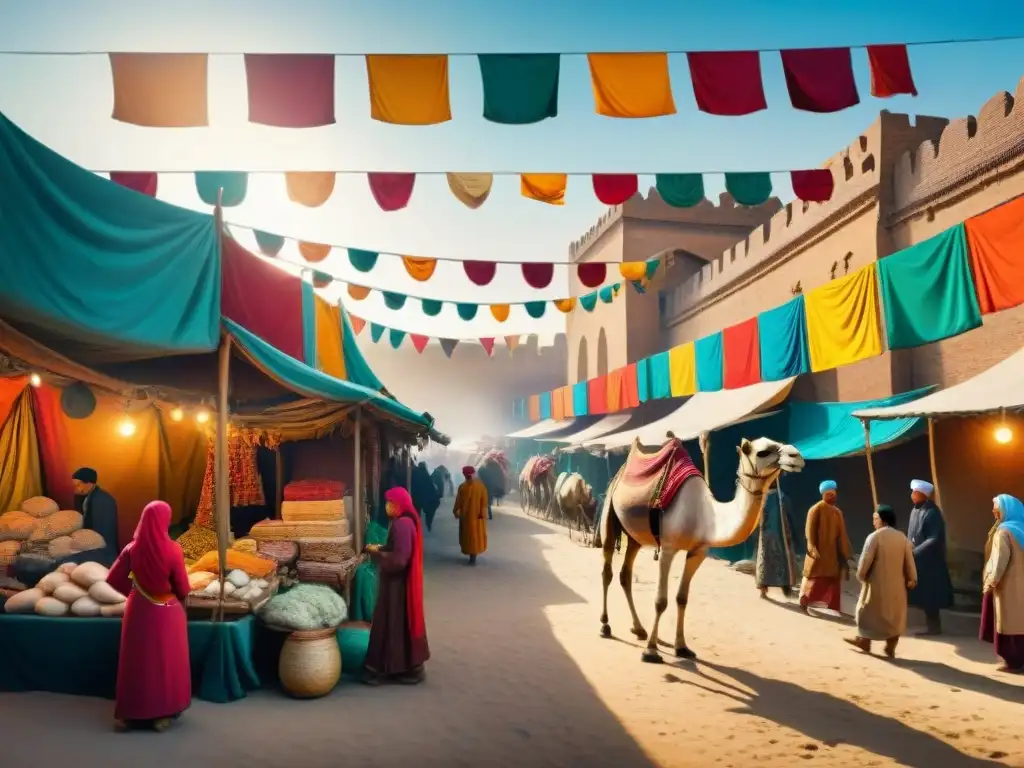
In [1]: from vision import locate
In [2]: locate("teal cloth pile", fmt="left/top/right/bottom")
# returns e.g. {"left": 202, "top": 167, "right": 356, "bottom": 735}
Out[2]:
{"left": 0, "top": 614, "right": 260, "bottom": 703}
{"left": 349, "top": 520, "right": 388, "bottom": 622}
{"left": 336, "top": 625, "right": 370, "bottom": 678}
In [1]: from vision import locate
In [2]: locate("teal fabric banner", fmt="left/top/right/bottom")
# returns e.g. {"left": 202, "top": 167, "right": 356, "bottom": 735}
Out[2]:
{"left": 649, "top": 351, "right": 671, "bottom": 399}
{"left": 300, "top": 278, "right": 317, "bottom": 367}
{"left": 695, "top": 332, "right": 724, "bottom": 392}
{"left": 194, "top": 171, "right": 248, "bottom": 207}
{"left": 637, "top": 358, "right": 651, "bottom": 402}
{"left": 787, "top": 386, "right": 934, "bottom": 461}
{"left": 725, "top": 172, "right": 773, "bottom": 206}
{"left": 757, "top": 295, "right": 810, "bottom": 380}
{"left": 226, "top": 319, "right": 431, "bottom": 428}
{"left": 878, "top": 225, "right": 982, "bottom": 349}
{"left": 478, "top": 54, "right": 560, "bottom": 125}
{"left": 655, "top": 174, "right": 704, "bottom": 208}
{"left": 540, "top": 391, "right": 552, "bottom": 420}
{"left": 339, "top": 305, "right": 385, "bottom": 391}
{"left": 0, "top": 112, "right": 220, "bottom": 357}
{"left": 572, "top": 381, "right": 588, "bottom": 415}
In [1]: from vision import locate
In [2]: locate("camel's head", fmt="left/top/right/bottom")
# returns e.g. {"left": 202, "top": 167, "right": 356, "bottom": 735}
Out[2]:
{"left": 737, "top": 437, "right": 805, "bottom": 479}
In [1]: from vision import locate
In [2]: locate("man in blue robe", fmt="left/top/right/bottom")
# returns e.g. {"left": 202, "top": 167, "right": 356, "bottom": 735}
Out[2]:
{"left": 907, "top": 479, "right": 954, "bottom": 635}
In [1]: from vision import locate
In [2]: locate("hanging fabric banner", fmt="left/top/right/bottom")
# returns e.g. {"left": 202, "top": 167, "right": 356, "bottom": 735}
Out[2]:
{"left": 551, "top": 387, "right": 565, "bottom": 421}
{"left": 285, "top": 171, "right": 336, "bottom": 207}
{"left": 554, "top": 297, "right": 576, "bottom": 313}
{"left": 877, "top": 225, "right": 982, "bottom": 349}
{"left": 524, "top": 301, "right": 546, "bottom": 319}
{"left": 348, "top": 248, "right": 379, "bottom": 273}
{"left": 446, "top": 172, "right": 493, "bottom": 209}
{"left": 521, "top": 173, "right": 567, "bottom": 205}
{"left": 757, "top": 295, "right": 810, "bottom": 381}
{"left": 504, "top": 335, "right": 520, "bottom": 352}
{"left": 245, "top": 54, "right": 337, "bottom": 128}
{"left": 527, "top": 394, "right": 541, "bottom": 422}
{"left": 561, "top": 385, "right": 575, "bottom": 419}
{"left": 479, "top": 338, "right": 496, "bottom": 356}
{"left": 478, "top": 53, "right": 561, "bottom": 125}
{"left": 668, "top": 342, "right": 697, "bottom": 397}
{"left": 725, "top": 172, "right": 773, "bottom": 206}
{"left": 456, "top": 303, "right": 479, "bottom": 321}
{"left": 655, "top": 173, "right": 705, "bottom": 208}
{"left": 370, "top": 323, "right": 385, "bottom": 343}
{"left": 572, "top": 381, "right": 589, "bottom": 416}
{"left": 109, "top": 53, "right": 209, "bottom": 127}
{"left": 606, "top": 368, "right": 625, "bottom": 412}
{"left": 588, "top": 376, "right": 608, "bottom": 415}
{"left": 790, "top": 170, "right": 835, "bottom": 203}
{"left": 402, "top": 256, "right": 437, "bottom": 281}
{"left": 299, "top": 241, "right": 331, "bottom": 263}
{"left": 464, "top": 261, "right": 497, "bottom": 286}
{"left": 388, "top": 329, "right": 406, "bottom": 350}
{"left": 587, "top": 53, "right": 676, "bottom": 118}
{"left": 866, "top": 44, "right": 917, "bottom": 97}
{"left": 347, "top": 284, "right": 371, "bottom": 300}
{"left": 577, "top": 263, "right": 607, "bottom": 289}
{"left": 522, "top": 262, "right": 554, "bottom": 289}
{"left": 382, "top": 291, "right": 407, "bottom": 310}
{"left": 805, "top": 263, "right": 883, "bottom": 372}
{"left": 489, "top": 304, "right": 510, "bottom": 322}
{"left": 314, "top": 295, "right": 346, "bottom": 380}
{"left": 349, "top": 315, "right": 366, "bottom": 335}
{"left": 411, "top": 334, "right": 429, "bottom": 353}
{"left": 723, "top": 317, "right": 761, "bottom": 389}
{"left": 365, "top": 54, "right": 452, "bottom": 125}
{"left": 368, "top": 172, "right": 416, "bottom": 212}
{"left": 254, "top": 229, "right": 284, "bottom": 257}
{"left": 439, "top": 338, "right": 459, "bottom": 358}
{"left": 695, "top": 332, "right": 724, "bottom": 392}
{"left": 619, "top": 262, "right": 648, "bottom": 281}
{"left": 637, "top": 358, "right": 651, "bottom": 403}
{"left": 965, "top": 195, "right": 1024, "bottom": 315}
{"left": 780, "top": 47, "right": 860, "bottom": 113}
{"left": 592, "top": 174, "right": 639, "bottom": 205}
{"left": 621, "top": 363, "right": 641, "bottom": 409}
{"left": 422, "top": 299, "right": 443, "bottom": 316}
{"left": 648, "top": 351, "right": 671, "bottom": 399}
{"left": 540, "top": 392, "right": 553, "bottom": 420}
{"left": 686, "top": 51, "right": 766, "bottom": 116}
{"left": 110, "top": 171, "right": 158, "bottom": 198}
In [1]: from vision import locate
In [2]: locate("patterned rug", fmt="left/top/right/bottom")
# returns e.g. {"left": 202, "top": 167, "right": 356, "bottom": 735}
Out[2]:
{"left": 529, "top": 456, "right": 555, "bottom": 484}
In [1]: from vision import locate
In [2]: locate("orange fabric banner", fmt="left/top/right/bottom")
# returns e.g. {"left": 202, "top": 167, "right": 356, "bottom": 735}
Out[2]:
{"left": 619, "top": 262, "right": 648, "bottom": 281}
{"left": 286, "top": 172, "right": 336, "bottom": 208}
{"left": 553, "top": 298, "right": 576, "bottom": 313}
{"left": 490, "top": 304, "right": 511, "bottom": 322}
{"left": 402, "top": 256, "right": 437, "bottom": 282}
{"left": 314, "top": 295, "right": 347, "bottom": 379}
{"left": 299, "top": 241, "right": 331, "bottom": 263}
{"left": 520, "top": 174, "right": 567, "bottom": 206}
{"left": 621, "top": 363, "right": 641, "bottom": 408}
{"left": 560, "top": 386, "right": 574, "bottom": 419}
{"left": 366, "top": 55, "right": 452, "bottom": 125}
{"left": 347, "top": 284, "right": 371, "bottom": 300}
{"left": 504, "top": 335, "right": 520, "bottom": 352}
{"left": 965, "top": 196, "right": 1024, "bottom": 315}
{"left": 109, "top": 53, "right": 209, "bottom": 127}
{"left": 587, "top": 53, "right": 676, "bottom": 118}
{"left": 606, "top": 368, "right": 625, "bottom": 412}
{"left": 551, "top": 388, "right": 566, "bottom": 421}
{"left": 527, "top": 394, "right": 541, "bottom": 422}
{"left": 0, "top": 376, "right": 27, "bottom": 427}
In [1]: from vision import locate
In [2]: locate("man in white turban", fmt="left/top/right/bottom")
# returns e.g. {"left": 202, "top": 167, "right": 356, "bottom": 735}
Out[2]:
{"left": 907, "top": 479, "right": 953, "bottom": 635}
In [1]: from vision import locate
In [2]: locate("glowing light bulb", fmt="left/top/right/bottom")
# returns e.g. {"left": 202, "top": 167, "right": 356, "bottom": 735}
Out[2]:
{"left": 170, "top": 407, "right": 184, "bottom": 422}
{"left": 117, "top": 417, "right": 137, "bottom": 438}
{"left": 195, "top": 408, "right": 210, "bottom": 424}
{"left": 28, "top": 373, "right": 41, "bottom": 387}
{"left": 995, "top": 426, "right": 1013, "bottom": 445}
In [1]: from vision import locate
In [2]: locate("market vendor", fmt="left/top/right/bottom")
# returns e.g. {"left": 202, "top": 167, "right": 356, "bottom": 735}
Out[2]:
{"left": 72, "top": 467, "right": 119, "bottom": 562}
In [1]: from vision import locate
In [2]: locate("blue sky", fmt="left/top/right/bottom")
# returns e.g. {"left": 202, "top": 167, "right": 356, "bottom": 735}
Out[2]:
{"left": 0, "top": 0, "right": 1022, "bottom": 339}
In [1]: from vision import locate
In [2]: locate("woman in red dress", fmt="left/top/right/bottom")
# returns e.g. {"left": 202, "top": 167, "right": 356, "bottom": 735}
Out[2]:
{"left": 106, "top": 500, "right": 192, "bottom": 731}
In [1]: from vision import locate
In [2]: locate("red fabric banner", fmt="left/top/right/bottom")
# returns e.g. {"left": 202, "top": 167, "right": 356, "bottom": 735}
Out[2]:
{"left": 621, "top": 363, "right": 641, "bottom": 409}
{"left": 221, "top": 236, "right": 305, "bottom": 361}
{"left": 410, "top": 334, "right": 429, "bottom": 353}
{"left": 367, "top": 172, "right": 416, "bottom": 212}
{"left": 479, "top": 338, "right": 495, "bottom": 356}
{"left": 723, "top": 317, "right": 762, "bottom": 389}
{"left": 866, "top": 45, "right": 917, "bottom": 98}
{"left": 110, "top": 172, "right": 158, "bottom": 197}
{"left": 577, "top": 262, "right": 607, "bottom": 288}
{"left": 686, "top": 51, "right": 766, "bottom": 116}
{"left": 349, "top": 315, "right": 366, "bottom": 335}
{"left": 588, "top": 375, "right": 608, "bottom": 415}
{"left": 791, "top": 169, "right": 835, "bottom": 203}
{"left": 780, "top": 47, "right": 860, "bottom": 113}
{"left": 30, "top": 385, "right": 75, "bottom": 509}
{"left": 965, "top": 195, "right": 1024, "bottom": 315}
{"left": 464, "top": 261, "right": 497, "bottom": 286}
{"left": 244, "top": 54, "right": 337, "bottom": 128}
{"left": 592, "top": 174, "right": 639, "bottom": 205}
{"left": 521, "top": 262, "right": 554, "bottom": 289}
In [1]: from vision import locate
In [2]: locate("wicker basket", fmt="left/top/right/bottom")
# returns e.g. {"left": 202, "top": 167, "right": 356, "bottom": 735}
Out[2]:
{"left": 278, "top": 627, "right": 341, "bottom": 698}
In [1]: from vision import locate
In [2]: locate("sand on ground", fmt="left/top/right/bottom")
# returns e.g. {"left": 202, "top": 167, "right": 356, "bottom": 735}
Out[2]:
{"left": 1, "top": 501, "right": 1021, "bottom": 768}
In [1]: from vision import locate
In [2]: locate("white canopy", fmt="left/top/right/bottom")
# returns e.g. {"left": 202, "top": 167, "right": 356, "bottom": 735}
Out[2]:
{"left": 584, "top": 378, "right": 795, "bottom": 451}
{"left": 506, "top": 418, "right": 575, "bottom": 439}
{"left": 549, "top": 414, "right": 632, "bottom": 447}
{"left": 854, "top": 347, "right": 1024, "bottom": 420}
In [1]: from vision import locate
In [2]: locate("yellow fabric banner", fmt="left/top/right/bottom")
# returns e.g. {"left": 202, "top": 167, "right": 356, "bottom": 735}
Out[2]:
{"left": 490, "top": 304, "right": 511, "bottom": 322}
{"left": 401, "top": 256, "right": 437, "bottom": 282}
{"left": 366, "top": 54, "right": 452, "bottom": 125}
{"left": 619, "top": 262, "right": 648, "bottom": 281}
{"left": 109, "top": 53, "right": 209, "bottom": 127}
{"left": 447, "top": 173, "right": 494, "bottom": 209}
{"left": 587, "top": 53, "right": 676, "bottom": 118}
{"left": 286, "top": 172, "right": 337, "bottom": 208}
{"left": 553, "top": 298, "right": 576, "bottom": 313}
{"left": 314, "top": 295, "right": 347, "bottom": 380}
{"left": 668, "top": 342, "right": 697, "bottom": 396}
{"left": 805, "top": 264, "right": 884, "bottom": 372}
{"left": 520, "top": 174, "right": 567, "bottom": 206}
{"left": 0, "top": 389, "right": 42, "bottom": 515}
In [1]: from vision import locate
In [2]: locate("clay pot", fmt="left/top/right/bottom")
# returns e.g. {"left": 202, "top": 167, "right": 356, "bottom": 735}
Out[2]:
{"left": 278, "top": 627, "right": 341, "bottom": 698}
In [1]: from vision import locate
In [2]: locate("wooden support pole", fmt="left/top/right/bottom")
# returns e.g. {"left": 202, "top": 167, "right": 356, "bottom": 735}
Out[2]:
{"left": 699, "top": 431, "right": 711, "bottom": 479}
{"left": 214, "top": 335, "right": 232, "bottom": 622}
{"left": 861, "top": 418, "right": 879, "bottom": 510}
{"left": 274, "top": 449, "right": 284, "bottom": 519}
{"left": 353, "top": 407, "right": 363, "bottom": 555}
{"left": 927, "top": 417, "right": 942, "bottom": 508}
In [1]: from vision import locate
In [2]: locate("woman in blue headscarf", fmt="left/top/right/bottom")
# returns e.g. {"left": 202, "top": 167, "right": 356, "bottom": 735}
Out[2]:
{"left": 981, "top": 494, "right": 1024, "bottom": 672}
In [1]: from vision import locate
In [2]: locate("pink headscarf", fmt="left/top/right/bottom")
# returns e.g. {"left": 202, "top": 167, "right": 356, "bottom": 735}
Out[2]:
{"left": 129, "top": 501, "right": 179, "bottom": 596}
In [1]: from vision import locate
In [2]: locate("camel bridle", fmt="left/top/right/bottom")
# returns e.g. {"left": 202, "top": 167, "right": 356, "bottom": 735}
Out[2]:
{"left": 737, "top": 448, "right": 783, "bottom": 497}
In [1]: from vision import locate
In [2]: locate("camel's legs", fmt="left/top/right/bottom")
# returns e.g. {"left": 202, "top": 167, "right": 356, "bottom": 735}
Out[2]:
{"left": 643, "top": 544, "right": 679, "bottom": 663}
{"left": 618, "top": 536, "right": 647, "bottom": 641}
{"left": 599, "top": 514, "right": 620, "bottom": 638}
{"left": 672, "top": 546, "right": 707, "bottom": 659}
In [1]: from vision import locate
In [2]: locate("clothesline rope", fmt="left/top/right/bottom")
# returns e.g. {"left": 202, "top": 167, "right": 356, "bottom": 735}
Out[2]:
{"left": 1, "top": 32, "right": 1022, "bottom": 56}
{"left": 90, "top": 168, "right": 832, "bottom": 176}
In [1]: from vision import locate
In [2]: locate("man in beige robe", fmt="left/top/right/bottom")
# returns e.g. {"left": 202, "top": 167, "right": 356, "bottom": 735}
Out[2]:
{"left": 800, "top": 479, "right": 852, "bottom": 614}
{"left": 845, "top": 504, "right": 917, "bottom": 658}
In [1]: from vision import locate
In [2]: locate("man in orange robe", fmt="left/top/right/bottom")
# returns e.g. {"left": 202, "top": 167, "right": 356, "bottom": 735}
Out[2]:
{"left": 453, "top": 466, "right": 488, "bottom": 565}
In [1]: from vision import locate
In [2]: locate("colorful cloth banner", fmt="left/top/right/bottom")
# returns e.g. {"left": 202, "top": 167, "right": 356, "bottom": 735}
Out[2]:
{"left": 245, "top": 54, "right": 336, "bottom": 128}
{"left": 866, "top": 45, "right": 917, "bottom": 97}
{"left": 402, "top": 256, "right": 437, "bottom": 282}
{"left": 725, "top": 172, "right": 773, "bottom": 206}
{"left": 479, "top": 338, "right": 496, "bottom": 356}
{"left": 195, "top": 171, "right": 248, "bottom": 207}
{"left": 439, "top": 338, "right": 459, "bottom": 358}
{"left": 587, "top": 53, "right": 676, "bottom": 118}
{"left": 300, "top": 278, "right": 317, "bottom": 367}
{"left": 805, "top": 263, "right": 882, "bottom": 372}
{"left": 656, "top": 174, "right": 705, "bottom": 208}
{"left": 388, "top": 329, "right": 406, "bottom": 350}
{"left": 286, "top": 171, "right": 336, "bottom": 207}
{"left": 521, "top": 173, "right": 567, "bottom": 205}
{"left": 299, "top": 241, "right": 330, "bottom": 263}
{"left": 366, "top": 55, "right": 452, "bottom": 125}
{"left": 411, "top": 334, "right": 429, "bottom": 353}
{"left": 110, "top": 171, "right": 158, "bottom": 198}
{"left": 606, "top": 368, "right": 625, "bottom": 412}
{"left": 588, "top": 376, "right": 608, "bottom": 415}
{"left": 314, "top": 295, "right": 346, "bottom": 379}
{"left": 695, "top": 332, "right": 724, "bottom": 392}
{"left": 757, "top": 295, "right": 810, "bottom": 381}
{"left": 109, "top": 53, "right": 209, "bottom": 127}
{"left": 561, "top": 385, "right": 575, "bottom": 418}
{"left": 780, "top": 47, "right": 860, "bottom": 113}
{"left": 446, "top": 173, "right": 493, "bottom": 209}
{"left": 522, "top": 262, "right": 554, "bottom": 289}
{"left": 551, "top": 387, "right": 565, "bottom": 421}
{"left": 527, "top": 394, "right": 541, "bottom": 422}
{"left": 593, "top": 174, "right": 639, "bottom": 205}
{"left": 878, "top": 225, "right": 982, "bottom": 349}
{"left": 490, "top": 304, "right": 510, "bottom": 322}
{"left": 478, "top": 54, "right": 560, "bottom": 124}
{"left": 723, "top": 317, "right": 761, "bottom": 389}
{"left": 539, "top": 392, "right": 552, "bottom": 420}
{"left": 254, "top": 229, "right": 285, "bottom": 256}
{"left": 965, "top": 195, "right": 1024, "bottom": 315}
{"left": 636, "top": 358, "right": 651, "bottom": 403}
{"left": 368, "top": 172, "right": 416, "bottom": 211}
{"left": 668, "top": 342, "right": 697, "bottom": 397}
{"left": 621, "top": 363, "right": 641, "bottom": 409}
{"left": 648, "top": 351, "right": 671, "bottom": 399}
{"left": 572, "top": 382, "right": 589, "bottom": 416}
{"left": 686, "top": 51, "right": 766, "bottom": 116}
{"left": 464, "top": 261, "right": 497, "bottom": 286}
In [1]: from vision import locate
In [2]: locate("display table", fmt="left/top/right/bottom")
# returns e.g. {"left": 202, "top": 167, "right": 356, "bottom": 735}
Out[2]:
{"left": 0, "top": 614, "right": 261, "bottom": 703}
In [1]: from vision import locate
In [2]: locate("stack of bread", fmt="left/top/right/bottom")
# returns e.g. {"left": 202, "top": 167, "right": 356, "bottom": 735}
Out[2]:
{"left": 2, "top": 561, "right": 125, "bottom": 617}
{"left": 184, "top": 541, "right": 279, "bottom": 611}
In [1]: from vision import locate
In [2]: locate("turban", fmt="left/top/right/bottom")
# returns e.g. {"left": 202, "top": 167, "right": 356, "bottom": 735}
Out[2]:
{"left": 72, "top": 467, "right": 98, "bottom": 484}
{"left": 818, "top": 480, "right": 837, "bottom": 495}
{"left": 462, "top": 466, "right": 475, "bottom": 477}
{"left": 910, "top": 479, "right": 934, "bottom": 495}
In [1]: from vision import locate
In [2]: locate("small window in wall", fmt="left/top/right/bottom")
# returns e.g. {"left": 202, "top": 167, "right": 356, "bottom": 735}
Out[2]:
{"left": 597, "top": 328, "right": 609, "bottom": 377}
{"left": 577, "top": 336, "right": 589, "bottom": 383}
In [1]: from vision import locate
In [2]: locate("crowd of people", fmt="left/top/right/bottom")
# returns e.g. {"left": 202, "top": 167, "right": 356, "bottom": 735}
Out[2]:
{"left": 754, "top": 476, "right": 1024, "bottom": 672}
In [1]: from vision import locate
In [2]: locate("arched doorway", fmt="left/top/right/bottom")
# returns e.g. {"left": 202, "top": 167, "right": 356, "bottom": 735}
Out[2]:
{"left": 576, "top": 336, "right": 589, "bottom": 383}
{"left": 597, "top": 328, "right": 609, "bottom": 376}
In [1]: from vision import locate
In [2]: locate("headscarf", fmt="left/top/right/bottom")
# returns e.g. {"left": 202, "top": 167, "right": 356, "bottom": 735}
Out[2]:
{"left": 383, "top": 487, "right": 427, "bottom": 643}
{"left": 910, "top": 479, "right": 934, "bottom": 496}
{"left": 995, "top": 494, "right": 1024, "bottom": 550}
{"left": 819, "top": 480, "right": 837, "bottom": 495}
{"left": 462, "top": 466, "right": 475, "bottom": 477}
{"left": 875, "top": 504, "right": 897, "bottom": 527}
{"left": 128, "top": 501, "right": 178, "bottom": 595}
{"left": 72, "top": 467, "right": 98, "bottom": 484}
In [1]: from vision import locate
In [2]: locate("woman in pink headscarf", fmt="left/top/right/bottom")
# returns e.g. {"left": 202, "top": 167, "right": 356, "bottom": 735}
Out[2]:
{"left": 105, "top": 500, "right": 192, "bottom": 731}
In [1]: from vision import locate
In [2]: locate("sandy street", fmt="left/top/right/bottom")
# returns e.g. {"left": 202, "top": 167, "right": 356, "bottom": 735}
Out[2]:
{"left": 1, "top": 500, "right": 1022, "bottom": 768}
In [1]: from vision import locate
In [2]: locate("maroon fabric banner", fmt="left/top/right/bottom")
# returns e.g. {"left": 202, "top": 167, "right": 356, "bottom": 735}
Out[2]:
{"left": 521, "top": 262, "right": 554, "bottom": 289}
{"left": 780, "top": 47, "right": 860, "bottom": 113}
{"left": 367, "top": 172, "right": 416, "bottom": 212}
{"left": 221, "top": 236, "right": 305, "bottom": 361}
{"left": 464, "top": 261, "right": 497, "bottom": 286}
{"left": 791, "top": 169, "right": 835, "bottom": 203}
{"left": 866, "top": 45, "right": 917, "bottom": 98}
{"left": 245, "top": 54, "right": 336, "bottom": 128}
{"left": 592, "top": 174, "right": 639, "bottom": 205}
{"left": 723, "top": 317, "right": 761, "bottom": 389}
{"left": 479, "top": 338, "right": 495, "bottom": 356}
{"left": 30, "top": 385, "right": 75, "bottom": 510}
{"left": 686, "top": 51, "right": 766, "bottom": 116}
{"left": 110, "top": 172, "right": 158, "bottom": 197}
{"left": 577, "top": 262, "right": 607, "bottom": 288}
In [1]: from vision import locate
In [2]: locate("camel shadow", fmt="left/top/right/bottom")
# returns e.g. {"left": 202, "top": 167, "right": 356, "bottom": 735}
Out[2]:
{"left": 671, "top": 662, "right": 1002, "bottom": 766}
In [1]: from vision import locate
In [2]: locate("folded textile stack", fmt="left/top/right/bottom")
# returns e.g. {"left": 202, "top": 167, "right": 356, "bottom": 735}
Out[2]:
{"left": 248, "top": 520, "right": 347, "bottom": 540}
{"left": 296, "top": 560, "right": 354, "bottom": 589}
{"left": 256, "top": 539, "right": 300, "bottom": 566}
{"left": 296, "top": 536, "right": 356, "bottom": 564}
{"left": 279, "top": 479, "right": 355, "bottom": 594}
{"left": 280, "top": 499, "right": 347, "bottom": 524}
{"left": 283, "top": 479, "right": 345, "bottom": 502}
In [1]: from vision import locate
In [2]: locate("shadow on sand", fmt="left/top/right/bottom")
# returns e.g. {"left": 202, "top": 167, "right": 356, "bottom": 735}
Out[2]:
{"left": 666, "top": 661, "right": 1004, "bottom": 766}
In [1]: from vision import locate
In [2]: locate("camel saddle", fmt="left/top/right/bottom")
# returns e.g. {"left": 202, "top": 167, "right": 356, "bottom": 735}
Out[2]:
{"left": 611, "top": 438, "right": 702, "bottom": 546}
{"left": 529, "top": 456, "right": 555, "bottom": 483}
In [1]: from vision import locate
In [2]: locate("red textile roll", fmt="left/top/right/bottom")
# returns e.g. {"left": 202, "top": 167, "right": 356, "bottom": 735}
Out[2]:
{"left": 686, "top": 51, "right": 766, "bottom": 116}
{"left": 283, "top": 479, "right": 345, "bottom": 502}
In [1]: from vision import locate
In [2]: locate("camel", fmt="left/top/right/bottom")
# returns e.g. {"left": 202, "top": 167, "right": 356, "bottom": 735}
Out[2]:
{"left": 599, "top": 436, "right": 804, "bottom": 663}
{"left": 430, "top": 466, "right": 454, "bottom": 498}
{"left": 477, "top": 451, "right": 510, "bottom": 518}
{"left": 519, "top": 456, "right": 557, "bottom": 517}
{"left": 553, "top": 472, "right": 599, "bottom": 541}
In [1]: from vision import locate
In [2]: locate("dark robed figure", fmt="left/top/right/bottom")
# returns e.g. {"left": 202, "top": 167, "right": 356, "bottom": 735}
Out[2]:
{"left": 907, "top": 479, "right": 954, "bottom": 635}
{"left": 72, "top": 467, "right": 119, "bottom": 566}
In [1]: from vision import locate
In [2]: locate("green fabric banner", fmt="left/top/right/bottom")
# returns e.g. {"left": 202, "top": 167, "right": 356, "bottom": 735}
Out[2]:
{"left": 0, "top": 112, "right": 220, "bottom": 358}
{"left": 878, "top": 225, "right": 982, "bottom": 349}
{"left": 655, "top": 174, "right": 704, "bottom": 208}
{"left": 478, "top": 54, "right": 560, "bottom": 124}
{"left": 725, "top": 172, "right": 773, "bottom": 206}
